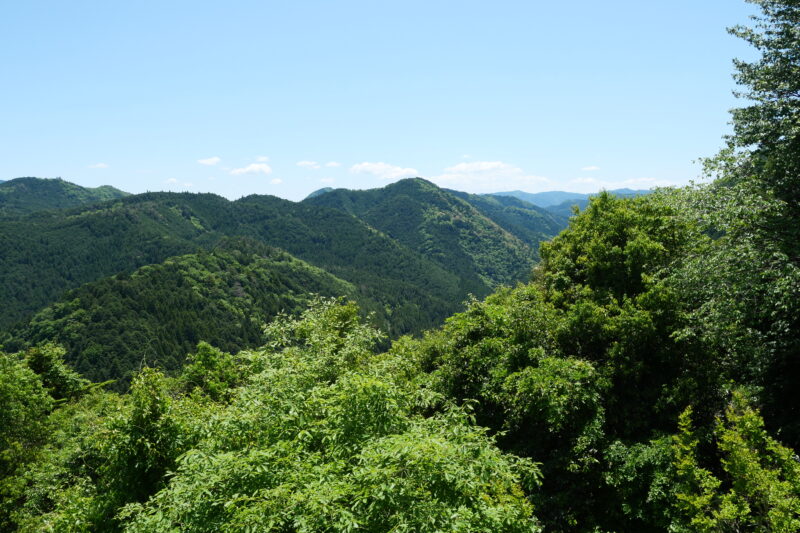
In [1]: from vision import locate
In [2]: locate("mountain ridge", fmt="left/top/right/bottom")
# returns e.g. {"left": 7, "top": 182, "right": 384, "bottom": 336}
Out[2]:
{"left": 0, "top": 177, "right": 129, "bottom": 217}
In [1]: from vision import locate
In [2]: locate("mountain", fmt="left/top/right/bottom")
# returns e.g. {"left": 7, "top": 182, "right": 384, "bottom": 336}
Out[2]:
{"left": 304, "top": 187, "right": 333, "bottom": 199}
{"left": 2, "top": 238, "right": 358, "bottom": 387}
{"left": 0, "top": 177, "right": 129, "bottom": 217}
{"left": 0, "top": 178, "right": 566, "bottom": 356}
{"left": 490, "top": 188, "right": 650, "bottom": 209}
{"left": 445, "top": 189, "right": 568, "bottom": 248}
{"left": 0, "top": 187, "right": 464, "bottom": 336}
{"left": 303, "top": 178, "right": 564, "bottom": 291}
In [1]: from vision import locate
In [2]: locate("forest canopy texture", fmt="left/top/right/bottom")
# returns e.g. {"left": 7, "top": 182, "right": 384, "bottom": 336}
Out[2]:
{"left": 2, "top": 1, "right": 800, "bottom": 531}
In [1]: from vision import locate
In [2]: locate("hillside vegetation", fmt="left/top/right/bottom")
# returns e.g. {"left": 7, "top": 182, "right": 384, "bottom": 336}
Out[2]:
{"left": 2, "top": 238, "right": 358, "bottom": 387}
{"left": 304, "top": 178, "right": 562, "bottom": 289}
{"left": 2, "top": 2, "right": 799, "bottom": 531}
{"left": 0, "top": 177, "right": 129, "bottom": 217}
{"left": 0, "top": 180, "right": 566, "bottom": 336}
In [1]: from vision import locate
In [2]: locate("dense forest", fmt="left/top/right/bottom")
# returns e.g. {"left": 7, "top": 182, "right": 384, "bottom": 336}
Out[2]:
{"left": 2, "top": 1, "right": 800, "bottom": 531}
{"left": 0, "top": 178, "right": 564, "bottom": 338}
{"left": 1, "top": 238, "right": 358, "bottom": 388}
{"left": 0, "top": 178, "right": 129, "bottom": 217}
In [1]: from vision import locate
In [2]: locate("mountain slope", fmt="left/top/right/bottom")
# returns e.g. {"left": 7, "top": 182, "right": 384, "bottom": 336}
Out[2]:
{"left": 3, "top": 239, "right": 357, "bottom": 386}
{"left": 445, "top": 189, "right": 568, "bottom": 249}
{"left": 303, "top": 178, "right": 551, "bottom": 291}
{"left": 0, "top": 177, "right": 129, "bottom": 217}
{"left": 0, "top": 188, "right": 464, "bottom": 336}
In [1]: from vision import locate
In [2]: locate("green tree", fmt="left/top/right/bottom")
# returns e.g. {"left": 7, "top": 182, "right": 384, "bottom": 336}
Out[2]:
{"left": 0, "top": 352, "right": 53, "bottom": 530}
{"left": 727, "top": 0, "right": 800, "bottom": 214}
{"left": 672, "top": 392, "right": 800, "bottom": 532}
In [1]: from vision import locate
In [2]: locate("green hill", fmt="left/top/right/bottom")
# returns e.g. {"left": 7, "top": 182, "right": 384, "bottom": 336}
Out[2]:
{"left": 304, "top": 178, "right": 562, "bottom": 292}
{"left": 445, "top": 189, "right": 568, "bottom": 249}
{"left": 0, "top": 188, "right": 465, "bottom": 336}
{"left": 0, "top": 177, "right": 129, "bottom": 217}
{"left": 2, "top": 238, "right": 357, "bottom": 387}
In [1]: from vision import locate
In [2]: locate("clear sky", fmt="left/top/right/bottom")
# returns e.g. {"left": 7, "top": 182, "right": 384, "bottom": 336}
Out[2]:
{"left": 1, "top": 1, "right": 758, "bottom": 201}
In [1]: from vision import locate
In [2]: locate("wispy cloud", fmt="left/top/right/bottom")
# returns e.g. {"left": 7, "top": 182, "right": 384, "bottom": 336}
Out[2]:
{"left": 230, "top": 163, "right": 272, "bottom": 176}
{"left": 297, "top": 160, "right": 321, "bottom": 169}
{"left": 270, "top": 178, "right": 283, "bottom": 185}
{"left": 88, "top": 162, "right": 109, "bottom": 169}
{"left": 198, "top": 156, "right": 221, "bottom": 166}
{"left": 165, "top": 178, "right": 193, "bottom": 189}
{"left": 350, "top": 161, "right": 418, "bottom": 181}
{"left": 431, "top": 161, "right": 548, "bottom": 192}
{"left": 325, "top": 161, "right": 341, "bottom": 168}
{"left": 581, "top": 165, "right": 600, "bottom": 171}
{"left": 256, "top": 156, "right": 270, "bottom": 162}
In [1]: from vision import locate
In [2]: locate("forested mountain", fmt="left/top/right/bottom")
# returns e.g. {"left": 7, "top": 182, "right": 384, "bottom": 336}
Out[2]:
{"left": 0, "top": 179, "right": 566, "bottom": 386}
{"left": 445, "top": 189, "right": 568, "bottom": 248}
{"left": 2, "top": 238, "right": 359, "bottom": 387}
{"left": 303, "top": 178, "right": 563, "bottom": 290}
{"left": 0, "top": 177, "right": 129, "bottom": 217}
{"left": 0, "top": 187, "right": 495, "bottom": 336}
{"left": 3, "top": 3, "right": 800, "bottom": 531}
{"left": 304, "top": 186, "right": 333, "bottom": 199}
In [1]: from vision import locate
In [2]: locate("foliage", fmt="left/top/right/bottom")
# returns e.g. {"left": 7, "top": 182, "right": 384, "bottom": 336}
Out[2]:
{"left": 0, "top": 352, "right": 53, "bottom": 479}
{"left": 2, "top": 4, "right": 800, "bottom": 532}
{"left": 306, "top": 178, "right": 567, "bottom": 289}
{"left": 4, "top": 300, "right": 540, "bottom": 532}
{"left": 5, "top": 240, "right": 358, "bottom": 388}
{"left": 672, "top": 392, "right": 800, "bottom": 532}
{"left": 727, "top": 0, "right": 800, "bottom": 211}
{"left": 0, "top": 186, "right": 480, "bottom": 338}
{"left": 0, "top": 177, "right": 129, "bottom": 218}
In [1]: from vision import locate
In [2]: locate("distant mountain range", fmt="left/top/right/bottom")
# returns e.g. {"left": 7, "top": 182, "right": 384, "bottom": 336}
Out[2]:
{"left": 489, "top": 188, "right": 651, "bottom": 208}
{"left": 0, "top": 176, "right": 648, "bottom": 383}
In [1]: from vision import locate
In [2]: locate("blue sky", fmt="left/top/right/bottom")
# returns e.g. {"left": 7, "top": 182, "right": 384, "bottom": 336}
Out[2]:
{"left": 1, "top": 1, "right": 758, "bottom": 200}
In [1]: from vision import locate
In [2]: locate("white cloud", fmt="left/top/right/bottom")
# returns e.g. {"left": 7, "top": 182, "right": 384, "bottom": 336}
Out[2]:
{"left": 88, "top": 162, "right": 109, "bottom": 169}
{"left": 325, "top": 161, "right": 341, "bottom": 168}
{"left": 198, "top": 156, "right": 221, "bottom": 166}
{"left": 320, "top": 177, "right": 335, "bottom": 184}
{"left": 270, "top": 178, "right": 283, "bottom": 185}
{"left": 430, "top": 161, "right": 549, "bottom": 193}
{"left": 297, "top": 160, "right": 321, "bottom": 169}
{"left": 230, "top": 163, "right": 272, "bottom": 176}
{"left": 256, "top": 156, "right": 270, "bottom": 162}
{"left": 350, "top": 161, "right": 419, "bottom": 181}
{"left": 164, "top": 178, "right": 193, "bottom": 189}
{"left": 581, "top": 165, "right": 600, "bottom": 171}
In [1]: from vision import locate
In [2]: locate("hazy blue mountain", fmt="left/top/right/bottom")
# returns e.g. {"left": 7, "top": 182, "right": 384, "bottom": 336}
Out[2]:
{"left": 490, "top": 188, "right": 650, "bottom": 208}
